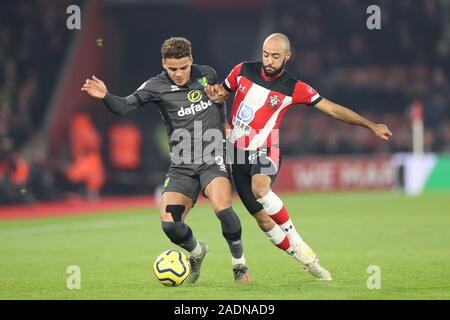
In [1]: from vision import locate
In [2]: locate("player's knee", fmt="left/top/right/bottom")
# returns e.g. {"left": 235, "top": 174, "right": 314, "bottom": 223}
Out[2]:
{"left": 164, "top": 204, "right": 185, "bottom": 222}
{"left": 212, "top": 201, "right": 231, "bottom": 213}
{"left": 252, "top": 181, "right": 270, "bottom": 199}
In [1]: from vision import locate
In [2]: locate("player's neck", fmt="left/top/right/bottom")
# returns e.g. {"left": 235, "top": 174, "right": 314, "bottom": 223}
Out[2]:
{"left": 260, "top": 67, "right": 285, "bottom": 81}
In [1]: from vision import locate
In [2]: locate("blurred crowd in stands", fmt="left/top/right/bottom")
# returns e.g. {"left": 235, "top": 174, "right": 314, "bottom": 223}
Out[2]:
{"left": 0, "top": 0, "right": 449, "bottom": 204}
{"left": 276, "top": 0, "right": 450, "bottom": 155}
{"left": 0, "top": 1, "right": 77, "bottom": 203}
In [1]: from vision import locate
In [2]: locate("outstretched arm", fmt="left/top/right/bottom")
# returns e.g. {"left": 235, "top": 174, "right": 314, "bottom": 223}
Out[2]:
{"left": 81, "top": 75, "right": 144, "bottom": 115}
{"left": 314, "top": 98, "right": 392, "bottom": 140}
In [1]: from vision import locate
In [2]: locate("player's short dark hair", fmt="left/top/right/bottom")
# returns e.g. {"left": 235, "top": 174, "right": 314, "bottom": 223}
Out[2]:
{"left": 161, "top": 37, "right": 192, "bottom": 59}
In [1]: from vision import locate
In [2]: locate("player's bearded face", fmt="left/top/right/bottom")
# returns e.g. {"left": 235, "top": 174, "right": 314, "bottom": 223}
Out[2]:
{"left": 163, "top": 56, "right": 193, "bottom": 86}
{"left": 263, "top": 58, "right": 287, "bottom": 77}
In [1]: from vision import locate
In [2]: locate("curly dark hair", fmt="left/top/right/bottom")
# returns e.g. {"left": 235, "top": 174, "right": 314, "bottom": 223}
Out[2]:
{"left": 161, "top": 37, "right": 192, "bottom": 59}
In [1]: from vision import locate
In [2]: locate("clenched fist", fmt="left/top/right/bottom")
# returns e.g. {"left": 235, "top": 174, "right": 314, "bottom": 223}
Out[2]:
{"left": 371, "top": 123, "right": 392, "bottom": 141}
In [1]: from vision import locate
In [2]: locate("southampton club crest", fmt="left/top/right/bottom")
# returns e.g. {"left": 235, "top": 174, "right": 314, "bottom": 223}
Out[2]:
{"left": 267, "top": 94, "right": 281, "bottom": 109}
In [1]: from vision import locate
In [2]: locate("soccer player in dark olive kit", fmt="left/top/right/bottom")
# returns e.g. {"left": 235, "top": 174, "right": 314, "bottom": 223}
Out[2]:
{"left": 81, "top": 37, "right": 250, "bottom": 284}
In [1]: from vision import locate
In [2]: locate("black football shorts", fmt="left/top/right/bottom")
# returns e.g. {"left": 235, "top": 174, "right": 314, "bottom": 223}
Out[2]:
{"left": 231, "top": 146, "right": 282, "bottom": 215}
{"left": 162, "top": 157, "right": 230, "bottom": 203}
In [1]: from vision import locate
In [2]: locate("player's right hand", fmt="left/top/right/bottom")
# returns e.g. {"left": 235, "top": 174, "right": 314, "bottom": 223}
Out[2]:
{"left": 205, "top": 84, "right": 224, "bottom": 103}
{"left": 81, "top": 75, "right": 107, "bottom": 99}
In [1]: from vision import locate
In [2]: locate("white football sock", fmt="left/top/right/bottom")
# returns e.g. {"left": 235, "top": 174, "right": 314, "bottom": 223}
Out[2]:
{"left": 264, "top": 225, "right": 285, "bottom": 245}
{"left": 280, "top": 219, "right": 303, "bottom": 245}
{"left": 190, "top": 240, "right": 203, "bottom": 258}
{"left": 256, "top": 190, "right": 283, "bottom": 215}
{"left": 232, "top": 255, "right": 246, "bottom": 266}
{"left": 264, "top": 225, "right": 295, "bottom": 254}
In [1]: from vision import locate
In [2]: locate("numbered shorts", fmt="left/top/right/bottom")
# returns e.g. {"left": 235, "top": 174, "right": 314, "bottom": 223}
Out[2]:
{"left": 231, "top": 146, "right": 282, "bottom": 215}
{"left": 162, "top": 157, "right": 230, "bottom": 203}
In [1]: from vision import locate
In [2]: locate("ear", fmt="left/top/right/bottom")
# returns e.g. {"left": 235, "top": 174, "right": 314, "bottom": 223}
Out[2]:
{"left": 188, "top": 55, "right": 193, "bottom": 64}
{"left": 285, "top": 51, "right": 292, "bottom": 62}
{"left": 161, "top": 58, "right": 166, "bottom": 69}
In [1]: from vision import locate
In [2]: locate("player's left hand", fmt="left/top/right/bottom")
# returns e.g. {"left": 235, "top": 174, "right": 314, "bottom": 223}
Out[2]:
{"left": 372, "top": 123, "right": 392, "bottom": 141}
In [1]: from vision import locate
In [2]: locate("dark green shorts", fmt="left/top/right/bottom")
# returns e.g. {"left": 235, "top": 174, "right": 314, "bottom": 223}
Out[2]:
{"left": 162, "top": 158, "right": 230, "bottom": 203}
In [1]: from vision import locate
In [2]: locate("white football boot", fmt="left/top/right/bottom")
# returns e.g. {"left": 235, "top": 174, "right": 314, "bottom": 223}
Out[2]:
{"left": 291, "top": 236, "right": 332, "bottom": 281}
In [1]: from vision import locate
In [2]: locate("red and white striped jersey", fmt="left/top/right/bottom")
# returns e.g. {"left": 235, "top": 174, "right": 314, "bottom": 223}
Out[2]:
{"left": 223, "top": 61, "right": 322, "bottom": 150}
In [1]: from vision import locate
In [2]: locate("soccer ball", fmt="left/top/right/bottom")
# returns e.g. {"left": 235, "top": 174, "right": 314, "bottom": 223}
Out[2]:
{"left": 153, "top": 250, "right": 190, "bottom": 286}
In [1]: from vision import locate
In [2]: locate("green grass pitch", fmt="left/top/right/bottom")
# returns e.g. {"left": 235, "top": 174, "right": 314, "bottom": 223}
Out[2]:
{"left": 1, "top": 191, "right": 449, "bottom": 300}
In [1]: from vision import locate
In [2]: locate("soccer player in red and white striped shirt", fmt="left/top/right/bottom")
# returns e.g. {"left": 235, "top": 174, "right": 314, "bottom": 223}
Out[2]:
{"left": 205, "top": 33, "right": 392, "bottom": 281}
